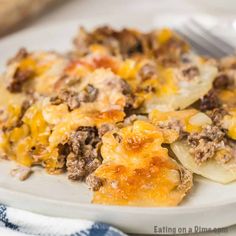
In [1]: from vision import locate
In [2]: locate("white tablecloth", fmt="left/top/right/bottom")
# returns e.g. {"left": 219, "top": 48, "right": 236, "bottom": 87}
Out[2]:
{"left": 1, "top": 0, "right": 236, "bottom": 235}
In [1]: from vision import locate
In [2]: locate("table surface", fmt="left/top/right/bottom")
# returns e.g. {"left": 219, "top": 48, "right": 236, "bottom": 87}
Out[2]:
{"left": 0, "top": 0, "right": 236, "bottom": 235}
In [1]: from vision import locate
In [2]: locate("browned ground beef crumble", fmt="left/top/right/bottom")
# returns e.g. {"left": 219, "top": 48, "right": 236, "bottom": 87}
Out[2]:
{"left": 187, "top": 125, "right": 233, "bottom": 165}
{"left": 7, "top": 68, "right": 35, "bottom": 93}
{"left": 7, "top": 48, "right": 28, "bottom": 64}
{"left": 73, "top": 26, "right": 189, "bottom": 64}
{"left": 50, "top": 85, "right": 99, "bottom": 110}
{"left": 207, "top": 108, "right": 228, "bottom": 125}
{"left": 182, "top": 66, "right": 200, "bottom": 80}
{"left": 66, "top": 126, "right": 102, "bottom": 181}
{"left": 199, "top": 89, "right": 221, "bottom": 111}
{"left": 158, "top": 119, "right": 185, "bottom": 139}
{"left": 213, "top": 73, "right": 233, "bottom": 89}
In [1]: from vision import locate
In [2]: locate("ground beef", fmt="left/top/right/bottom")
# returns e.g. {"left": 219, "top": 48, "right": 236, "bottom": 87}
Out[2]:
{"left": 138, "top": 63, "right": 156, "bottom": 81}
{"left": 7, "top": 67, "right": 34, "bottom": 93}
{"left": 66, "top": 126, "right": 102, "bottom": 181}
{"left": 187, "top": 125, "right": 232, "bottom": 164}
{"left": 207, "top": 108, "right": 228, "bottom": 125}
{"left": 66, "top": 153, "right": 86, "bottom": 179}
{"left": 120, "top": 78, "right": 131, "bottom": 95}
{"left": 98, "top": 123, "right": 116, "bottom": 137}
{"left": 158, "top": 119, "right": 182, "bottom": 132}
{"left": 118, "top": 78, "right": 135, "bottom": 109}
{"left": 118, "top": 28, "right": 144, "bottom": 56}
{"left": 199, "top": 90, "right": 220, "bottom": 111}
{"left": 57, "top": 143, "right": 70, "bottom": 164}
{"left": 86, "top": 174, "right": 103, "bottom": 191}
{"left": 2, "top": 100, "right": 31, "bottom": 132}
{"left": 74, "top": 27, "right": 188, "bottom": 61}
{"left": 7, "top": 48, "right": 28, "bottom": 65}
{"left": 74, "top": 26, "right": 145, "bottom": 57}
{"left": 158, "top": 57, "right": 179, "bottom": 67}
{"left": 182, "top": 66, "right": 199, "bottom": 80}
{"left": 15, "top": 100, "right": 31, "bottom": 128}
{"left": 153, "top": 37, "right": 188, "bottom": 66}
{"left": 69, "top": 127, "right": 100, "bottom": 154}
{"left": 10, "top": 166, "right": 32, "bottom": 181}
{"left": 177, "top": 167, "right": 193, "bottom": 191}
{"left": 51, "top": 90, "right": 80, "bottom": 109}
{"left": 158, "top": 119, "right": 186, "bottom": 139}
{"left": 136, "top": 85, "right": 156, "bottom": 93}
{"left": 190, "top": 139, "right": 216, "bottom": 164}
{"left": 51, "top": 84, "right": 98, "bottom": 110}
{"left": 85, "top": 26, "right": 120, "bottom": 55}
{"left": 79, "top": 84, "right": 98, "bottom": 102}
{"left": 213, "top": 74, "right": 232, "bottom": 89}
{"left": 188, "top": 125, "right": 225, "bottom": 145}
{"left": 67, "top": 153, "right": 101, "bottom": 181}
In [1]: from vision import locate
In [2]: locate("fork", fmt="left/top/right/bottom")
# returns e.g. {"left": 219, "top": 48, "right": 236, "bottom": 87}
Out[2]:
{"left": 175, "top": 19, "right": 235, "bottom": 58}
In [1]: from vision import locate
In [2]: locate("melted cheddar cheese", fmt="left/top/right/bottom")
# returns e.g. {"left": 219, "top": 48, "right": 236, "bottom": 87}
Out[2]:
{"left": 4, "top": 51, "right": 68, "bottom": 95}
{"left": 223, "top": 108, "right": 236, "bottom": 140}
{"left": 0, "top": 68, "right": 128, "bottom": 173}
{"left": 93, "top": 121, "right": 193, "bottom": 206}
{"left": 149, "top": 109, "right": 212, "bottom": 134}
{"left": 218, "top": 89, "right": 236, "bottom": 108}
{"left": 0, "top": 98, "right": 124, "bottom": 173}
{"left": 0, "top": 26, "right": 229, "bottom": 207}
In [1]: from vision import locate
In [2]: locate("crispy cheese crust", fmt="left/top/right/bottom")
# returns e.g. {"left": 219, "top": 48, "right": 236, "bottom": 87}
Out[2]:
{"left": 92, "top": 121, "right": 192, "bottom": 206}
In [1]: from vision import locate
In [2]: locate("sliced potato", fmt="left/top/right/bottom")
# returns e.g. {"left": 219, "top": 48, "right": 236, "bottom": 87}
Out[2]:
{"left": 171, "top": 141, "right": 236, "bottom": 184}
{"left": 92, "top": 121, "right": 193, "bottom": 206}
{"left": 144, "top": 62, "right": 217, "bottom": 112}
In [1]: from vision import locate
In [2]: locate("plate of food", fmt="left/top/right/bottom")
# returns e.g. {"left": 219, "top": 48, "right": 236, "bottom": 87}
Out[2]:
{"left": 0, "top": 15, "right": 236, "bottom": 234}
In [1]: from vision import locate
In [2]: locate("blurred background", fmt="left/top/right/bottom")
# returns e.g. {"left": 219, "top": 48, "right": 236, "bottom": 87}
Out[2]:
{"left": 1, "top": 0, "right": 236, "bottom": 38}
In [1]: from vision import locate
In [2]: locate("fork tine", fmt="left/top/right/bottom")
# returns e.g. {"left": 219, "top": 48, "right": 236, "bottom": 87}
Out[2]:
{"left": 175, "top": 28, "right": 223, "bottom": 58}
{"left": 175, "top": 29, "right": 216, "bottom": 56}
{"left": 190, "top": 19, "right": 235, "bottom": 54}
{"left": 183, "top": 24, "right": 227, "bottom": 58}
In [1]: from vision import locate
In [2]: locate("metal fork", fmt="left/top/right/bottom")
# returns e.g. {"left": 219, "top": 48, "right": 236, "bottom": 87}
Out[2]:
{"left": 176, "top": 19, "right": 235, "bottom": 58}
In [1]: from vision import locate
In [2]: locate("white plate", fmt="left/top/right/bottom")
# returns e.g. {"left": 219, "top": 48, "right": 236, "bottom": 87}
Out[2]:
{"left": 0, "top": 15, "right": 236, "bottom": 235}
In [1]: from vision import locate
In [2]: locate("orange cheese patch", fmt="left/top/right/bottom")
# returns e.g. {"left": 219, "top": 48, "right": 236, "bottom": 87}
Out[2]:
{"left": 93, "top": 121, "right": 193, "bottom": 206}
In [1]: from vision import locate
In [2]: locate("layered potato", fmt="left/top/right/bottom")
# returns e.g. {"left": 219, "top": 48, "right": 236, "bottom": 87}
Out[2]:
{"left": 92, "top": 120, "right": 192, "bottom": 206}
{"left": 0, "top": 26, "right": 235, "bottom": 206}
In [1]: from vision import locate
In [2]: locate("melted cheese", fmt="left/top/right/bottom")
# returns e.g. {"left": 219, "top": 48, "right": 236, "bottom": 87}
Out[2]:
{"left": 0, "top": 66, "right": 129, "bottom": 172}
{"left": 4, "top": 52, "right": 68, "bottom": 96}
{"left": 0, "top": 98, "right": 124, "bottom": 173}
{"left": 149, "top": 109, "right": 210, "bottom": 134}
{"left": 223, "top": 108, "right": 236, "bottom": 140}
{"left": 93, "top": 120, "right": 193, "bottom": 206}
{"left": 157, "top": 28, "right": 173, "bottom": 44}
{"left": 218, "top": 89, "right": 236, "bottom": 108}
